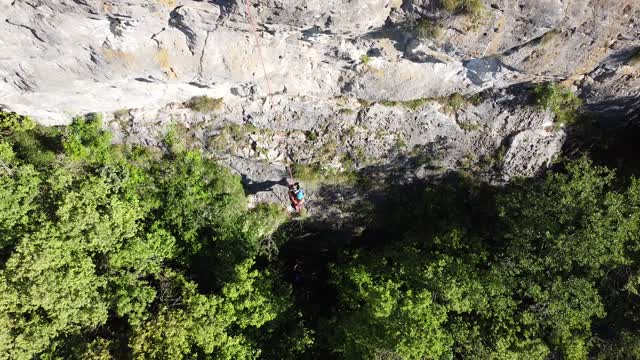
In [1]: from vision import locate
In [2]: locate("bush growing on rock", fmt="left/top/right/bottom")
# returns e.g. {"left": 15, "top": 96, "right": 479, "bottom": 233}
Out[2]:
{"left": 415, "top": 19, "right": 443, "bottom": 40}
{"left": 63, "top": 113, "right": 113, "bottom": 163}
{"left": 292, "top": 162, "right": 357, "bottom": 187}
{"left": 534, "top": 82, "right": 583, "bottom": 126}
{"left": 448, "top": 93, "right": 466, "bottom": 111}
{"left": 185, "top": 95, "right": 224, "bottom": 113}
{"left": 441, "top": 0, "right": 484, "bottom": 16}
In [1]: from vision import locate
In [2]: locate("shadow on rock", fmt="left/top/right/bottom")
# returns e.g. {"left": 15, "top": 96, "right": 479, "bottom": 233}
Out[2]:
{"left": 241, "top": 174, "right": 289, "bottom": 195}
{"left": 564, "top": 95, "right": 640, "bottom": 177}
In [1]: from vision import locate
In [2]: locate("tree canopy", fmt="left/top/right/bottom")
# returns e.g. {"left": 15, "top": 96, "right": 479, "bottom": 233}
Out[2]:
{"left": 0, "top": 114, "right": 288, "bottom": 359}
{"left": 1, "top": 112, "right": 639, "bottom": 359}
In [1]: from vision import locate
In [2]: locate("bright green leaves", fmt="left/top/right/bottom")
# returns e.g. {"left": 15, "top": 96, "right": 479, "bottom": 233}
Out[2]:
{"left": 5, "top": 108, "right": 640, "bottom": 360}
{"left": 63, "top": 113, "right": 113, "bottom": 163}
{"left": 155, "top": 149, "right": 246, "bottom": 255}
{"left": 109, "top": 273, "right": 157, "bottom": 326}
{"left": 242, "top": 203, "right": 288, "bottom": 246}
{"left": 326, "top": 157, "right": 640, "bottom": 359}
{"left": 109, "top": 225, "right": 176, "bottom": 275}
{"left": 0, "top": 111, "right": 35, "bottom": 133}
{"left": 0, "top": 116, "right": 290, "bottom": 359}
{"left": 499, "top": 158, "right": 639, "bottom": 276}
{"left": 534, "top": 82, "right": 583, "bottom": 126}
{"left": 332, "top": 262, "right": 452, "bottom": 359}
{"left": 0, "top": 168, "right": 144, "bottom": 358}
{"left": 130, "top": 261, "right": 281, "bottom": 360}
{"left": 0, "top": 163, "right": 40, "bottom": 246}
{"left": 0, "top": 228, "right": 109, "bottom": 359}
{"left": 543, "top": 278, "right": 605, "bottom": 358}
{"left": 106, "top": 227, "right": 175, "bottom": 326}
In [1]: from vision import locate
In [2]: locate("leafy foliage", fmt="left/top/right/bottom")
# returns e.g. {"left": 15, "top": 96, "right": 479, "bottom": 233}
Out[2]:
{"left": 0, "top": 114, "right": 288, "bottom": 359}
{"left": 448, "top": 93, "right": 465, "bottom": 111}
{"left": 378, "top": 98, "right": 430, "bottom": 111}
{"left": 534, "top": 82, "right": 583, "bottom": 126}
{"left": 320, "top": 158, "right": 640, "bottom": 359}
{"left": 62, "top": 113, "right": 113, "bottom": 163}
{"left": 0, "top": 111, "right": 35, "bottom": 133}
{"left": 2, "top": 111, "right": 640, "bottom": 360}
{"left": 291, "top": 162, "right": 357, "bottom": 187}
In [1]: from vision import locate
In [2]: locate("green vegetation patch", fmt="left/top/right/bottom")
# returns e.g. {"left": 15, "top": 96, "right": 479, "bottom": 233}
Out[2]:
{"left": 357, "top": 99, "right": 373, "bottom": 108}
{"left": 447, "top": 93, "right": 465, "bottom": 111}
{"left": 3, "top": 108, "right": 640, "bottom": 360}
{"left": 0, "top": 113, "right": 292, "bottom": 360}
{"left": 458, "top": 121, "right": 481, "bottom": 132}
{"left": 378, "top": 94, "right": 477, "bottom": 113}
{"left": 305, "top": 130, "right": 318, "bottom": 142}
{"left": 185, "top": 95, "right": 224, "bottom": 113}
{"left": 113, "top": 108, "right": 131, "bottom": 121}
{"left": 441, "top": 0, "right": 484, "bottom": 16}
{"left": 534, "top": 82, "right": 583, "bottom": 126}
{"left": 403, "top": 98, "right": 430, "bottom": 111}
{"left": 0, "top": 111, "right": 35, "bottom": 133}
{"left": 291, "top": 162, "right": 357, "bottom": 187}
{"left": 436, "top": 93, "right": 472, "bottom": 114}
{"left": 208, "top": 122, "right": 258, "bottom": 151}
{"left": 378, "top": 98, "right": 430, "bottom": 111}
{"left": 63, "top": 113, "right": 113, "bottom": 163}
{"left": 415, "top": 19, "right": 444, "bottom": 40}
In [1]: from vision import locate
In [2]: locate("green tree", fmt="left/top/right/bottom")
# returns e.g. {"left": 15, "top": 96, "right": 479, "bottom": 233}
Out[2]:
{"left": 130, "top": 261, "right": 284, "bottom": 360}
{"left": 0, "top": 115, "right": 290, "bottom": 359}
{"left": 325, "top": 158, "right": 640, "bottom": 359}
{"left": 62, "top": 113, "right": 113, "bottom": 163}
{"left": 0, "top": 111, "right": 35, "bottom": 133}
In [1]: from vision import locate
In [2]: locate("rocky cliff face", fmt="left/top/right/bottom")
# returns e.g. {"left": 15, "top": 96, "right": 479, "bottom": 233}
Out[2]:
{"left": 1, "top": 0, "right": 639, "bottom": 216}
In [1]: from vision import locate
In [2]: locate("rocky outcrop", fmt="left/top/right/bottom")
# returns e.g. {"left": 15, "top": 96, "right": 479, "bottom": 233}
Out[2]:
{"left": 110, "top": 83, "right": 561, "bottom": 219}
{"left": 4, "top": 0, "right": 637, "bottom": 123}
{"left": 1, "top": 0, "right": 639, "bottom": 216}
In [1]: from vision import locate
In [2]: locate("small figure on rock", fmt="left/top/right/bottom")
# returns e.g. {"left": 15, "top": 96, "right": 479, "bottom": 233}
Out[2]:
{"left": 288, "top": 182, "right": 305, "bottom": 213}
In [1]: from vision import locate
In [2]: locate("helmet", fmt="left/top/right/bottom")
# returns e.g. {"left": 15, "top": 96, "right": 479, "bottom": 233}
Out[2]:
{"left": 296, "top": 189, "right": 305, "bottom": 200}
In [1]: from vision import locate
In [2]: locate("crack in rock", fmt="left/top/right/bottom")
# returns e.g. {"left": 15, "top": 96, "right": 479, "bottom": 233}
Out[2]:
{"left": 5, "top": 19, "right": 45, "bottom": 43}
{"left": 198, "top": 30, "right": 212, "bottom": 80}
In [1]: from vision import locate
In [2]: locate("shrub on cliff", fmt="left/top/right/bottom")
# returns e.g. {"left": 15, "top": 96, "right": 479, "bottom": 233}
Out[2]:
{"left": 185, "top": 95, "right": 224, "bottom": 113}
{"left": 534, "top": 82, "right": 583, "bottom": 126}
{"left": 441, "top": 0, "right": 484, "bottom": 16}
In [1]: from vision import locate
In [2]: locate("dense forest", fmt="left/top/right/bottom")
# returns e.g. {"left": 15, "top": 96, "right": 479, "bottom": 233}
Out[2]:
{"left": 1, "top": 111, "right": 640, "bottom": 359}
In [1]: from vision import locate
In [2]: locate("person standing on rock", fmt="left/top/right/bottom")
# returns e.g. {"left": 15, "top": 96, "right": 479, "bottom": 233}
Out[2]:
{"left": 288, "top": 182, "right": 305, "bottom": 213}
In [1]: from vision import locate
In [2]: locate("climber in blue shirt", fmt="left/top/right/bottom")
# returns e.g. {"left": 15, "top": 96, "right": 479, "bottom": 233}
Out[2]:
{"left": 288, "top": 182, "right": 305, "bottom": 212}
